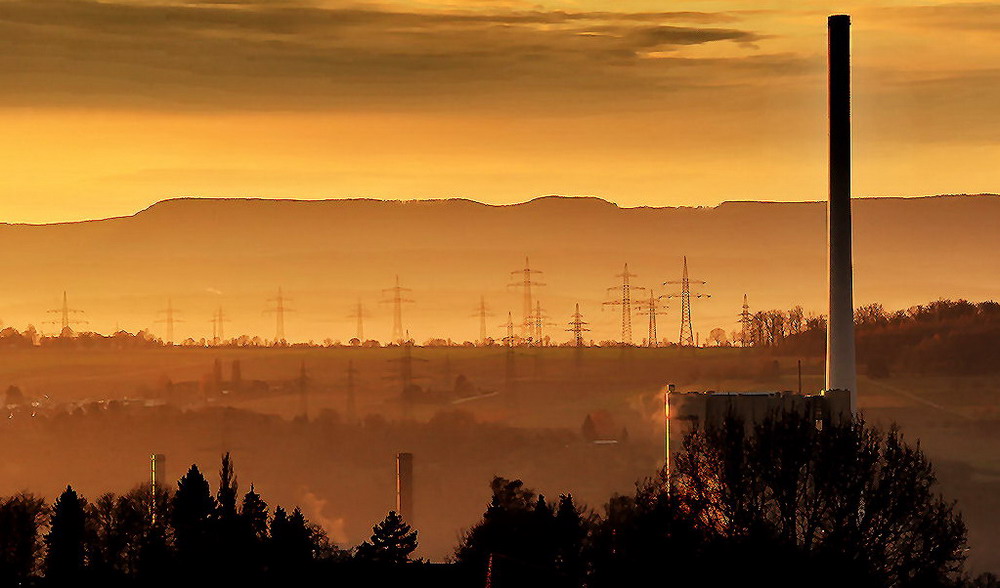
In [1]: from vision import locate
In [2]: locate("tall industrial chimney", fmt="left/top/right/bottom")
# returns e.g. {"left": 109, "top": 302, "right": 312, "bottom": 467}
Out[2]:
{"left": 396, "top": 452, "right": 414, "bottom": 522}
{"left": 826, "top": 15, "right": 858, "bottom": 413}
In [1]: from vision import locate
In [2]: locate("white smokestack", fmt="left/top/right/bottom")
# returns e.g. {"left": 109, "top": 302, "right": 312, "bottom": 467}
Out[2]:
{"left": 826, "top": 14, "right": 858, "bottom": 413}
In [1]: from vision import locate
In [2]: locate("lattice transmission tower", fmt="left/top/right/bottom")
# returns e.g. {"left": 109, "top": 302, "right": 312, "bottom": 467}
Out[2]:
{"left": 210, "top": 306, "right": 231, "bottom": 345}
{"left": 155, "top": 298, "right": 183, "bottom": 344}
{"left": 46, "top": 291, "right": 87, "bottom": 333}
{"left": 472, "top": 295, "right": 494, "bottom": 345}
{"left": 635, "top": 288, "right": 669, "bottom": 347}
{"left": 500, "top": 311, "right": 516, "bottom": 347}
{"left": 566, "top": 303, "right": 590, "bottom": 347}
{"left": 603, "top": 263, "right": 645, "bottom": 345}
{"left": 348, "top": 299, "right": 370, "bottom": 342}
{"left": 530, "top": 300, "right": 557, "bottom": 346}
{"left": 382, "top": 276, "right": 414, "bottom": 344}
{"left": 740, "top": 294, "right": 753, "bottom": 347}
{"left": 509, "top": 257, "right": 544, "bottom": 341}
{"left": 264, "top": 287, "right": 294, "bottom": 343}
{"left": 664, "top": 256, "right": 711, "bottom": 347}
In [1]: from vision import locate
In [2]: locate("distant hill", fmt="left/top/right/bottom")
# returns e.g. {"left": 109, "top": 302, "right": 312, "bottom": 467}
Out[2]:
{"left": 1, "top": 194, "right": 997, "bottom": 343}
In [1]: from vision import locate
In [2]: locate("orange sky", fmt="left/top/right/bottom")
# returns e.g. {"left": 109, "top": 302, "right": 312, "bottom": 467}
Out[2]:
{"left": 1, "top": 0, "right": 998, "bottom": 223}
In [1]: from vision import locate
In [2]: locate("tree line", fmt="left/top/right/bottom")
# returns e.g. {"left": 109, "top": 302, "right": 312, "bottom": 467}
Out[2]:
{"left": 2, "top": 415, "right": 993, "bottom": 587}
{"left": 742, "top": 299, "right": 1000, "bottom": 376}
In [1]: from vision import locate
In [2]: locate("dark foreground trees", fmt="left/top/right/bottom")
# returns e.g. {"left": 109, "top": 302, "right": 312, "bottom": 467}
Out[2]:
{"left": 455, "top": 413, "right": 970, "bottom": 588}
{"left": 670, "top": 412, "right": 966, "bottom": 588}
{"left": 0, "top": 416, "right": 981, "bottom": 587}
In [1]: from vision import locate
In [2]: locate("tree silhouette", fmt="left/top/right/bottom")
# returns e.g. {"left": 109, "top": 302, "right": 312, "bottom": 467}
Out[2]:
{"left": 0, "top": 493, "right": 46, "bottom": 585}
{"left": 456, "top": 478, "right": 569, "bottom": 588}
{"left": 672, "top": 412, "right": 967, "bottom": 588}
{"left": 240, "top": 485, "right": 269, "bottom": 542}
{"left": 170, "top": 465, "right": 216, "bottom": 572}
{"left": 553, "top": 495, "right": 587, "bottom": 586}
{"left": 356, "top": 510, "right": 418, "bottom": 566}
{"left": 216, "top": 452, "right": 239, "bottom": 521}
{"left": 44, "top": 486, "right": 88, "bottom": 583}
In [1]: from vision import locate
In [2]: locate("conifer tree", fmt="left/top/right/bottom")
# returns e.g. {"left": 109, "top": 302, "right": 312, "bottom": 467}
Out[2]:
{"left": 45, "top": 486, "right": 88, "bottom": 583}
{"left": 356, "top": 510, "right": 418, "bottom": 566}
{"left": 240, "top": 485, "right": 269, "bottom": 541}
{"left": 170, "top": 465, "right": 216, "bottom": 570}
{"left": 216, "top": 452, "right": 239, "bottom": 522}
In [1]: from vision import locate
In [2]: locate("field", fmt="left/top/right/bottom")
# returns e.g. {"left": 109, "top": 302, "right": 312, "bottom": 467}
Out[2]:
{"left": 1, "top": 345, "right": 998, "bottom": 571}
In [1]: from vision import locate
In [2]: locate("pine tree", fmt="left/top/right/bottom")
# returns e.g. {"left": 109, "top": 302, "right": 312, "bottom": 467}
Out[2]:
{"left": 170, "top": 465, "right": 216, "bottom": 570}
{"left": 216, "top": 452, "right": 239, "bottom": 522}
{"left": 45, "top": 486, "right": 88, "bottom": 583}
{"left": 240, "top": 485, "right": 269, "bottom": 541}
{"left": 356, "top": 510, "right": 418, "bottom": 566}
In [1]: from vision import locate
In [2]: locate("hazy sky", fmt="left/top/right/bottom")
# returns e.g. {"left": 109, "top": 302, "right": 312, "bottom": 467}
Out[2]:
{"left": 1, "top": 0, "right": 998, "bottom": 222}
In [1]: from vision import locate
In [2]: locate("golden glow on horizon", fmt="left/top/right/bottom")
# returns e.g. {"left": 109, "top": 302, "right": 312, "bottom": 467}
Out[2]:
{"left": 0, "top": 0, "right": 998, "bottom": 223}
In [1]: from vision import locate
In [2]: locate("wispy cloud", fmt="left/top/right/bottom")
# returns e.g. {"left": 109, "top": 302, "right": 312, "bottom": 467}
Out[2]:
{"left": 0, "top": 0, "right": 778, "bottom": 111}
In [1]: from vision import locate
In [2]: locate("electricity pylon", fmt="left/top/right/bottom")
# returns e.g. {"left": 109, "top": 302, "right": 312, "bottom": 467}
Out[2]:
{"left": 740, "top": 293, "right": 753, "bottom": 347}
{"left": 500, "top": 311, "right": 516, "bottom": 347}
{"left": 210, "top": 306, "right": 231, "bottom": 345}
{"left": 472, "top": 295, "right": 494, "bottom": 345}
{"left": 567, "top": 303, "right": 590, "bottom": 347}
{"left": 530, "top": 300, "right": 557, "bottom": 346}
{"left": 509, "top": 257, "right": 544, "bottom": 340}
{"left": 603, "top": 263, "right": 645, "bottom": 345}
{"left": 382, "top": 275, "right": 414, "bottom": 344}
{"left": 664, "top": 256, "right": 711, "bottom": 347}
{"left": 388, "top": 337, "right": 426, "bottom": 418}
{"left": 264, "top": 287, "right": 294, "bottom": 343}
{"left": 635, "top": 288, "right": 669, "bottom": 347}
{"left": 46, "top": 291, "right": 86, "bottom": 333}
{"left": 155, "top": 298, "right": 183, "bottom": 344}
{"left": 348, "top": 299, "right": 369, "bottom": 342}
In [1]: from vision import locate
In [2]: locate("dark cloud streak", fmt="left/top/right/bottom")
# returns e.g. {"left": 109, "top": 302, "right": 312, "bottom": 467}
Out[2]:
{"left": 0, "top": 0, "right": 782, "bottom": 111}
